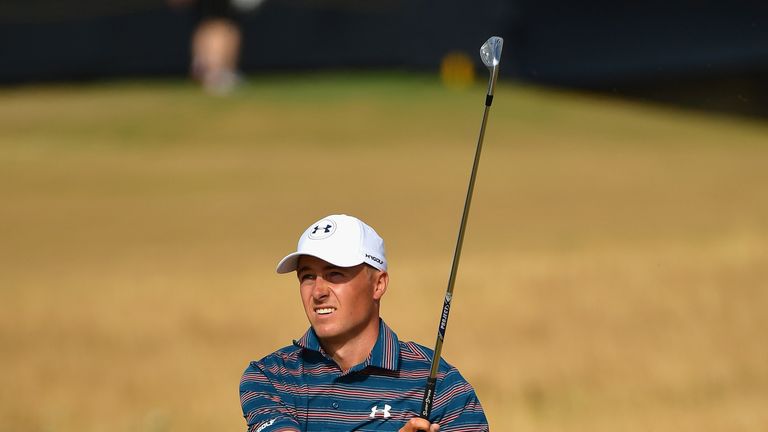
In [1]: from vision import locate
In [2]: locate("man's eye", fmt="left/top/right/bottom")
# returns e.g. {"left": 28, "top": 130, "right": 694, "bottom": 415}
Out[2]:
{"left": 300, "top": 274, "right": 316, "bottom": 281}
{"left": 327, "top": 272, "right": 344, "bottom": 280}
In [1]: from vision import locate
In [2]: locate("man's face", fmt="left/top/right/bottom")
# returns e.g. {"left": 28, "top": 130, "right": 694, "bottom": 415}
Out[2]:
{"left": 297, "top": 255, "right": 387, "bottom": 345}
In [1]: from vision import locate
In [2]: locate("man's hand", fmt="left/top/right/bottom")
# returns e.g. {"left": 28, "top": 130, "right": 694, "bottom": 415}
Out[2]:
{"left": 399, "top": 417, "right": 440, "bottom": 432}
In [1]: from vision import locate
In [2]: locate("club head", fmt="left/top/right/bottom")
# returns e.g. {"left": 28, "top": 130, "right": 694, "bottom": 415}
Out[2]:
{"left": 480, "top": 36, "right": 503, "bottom": 69}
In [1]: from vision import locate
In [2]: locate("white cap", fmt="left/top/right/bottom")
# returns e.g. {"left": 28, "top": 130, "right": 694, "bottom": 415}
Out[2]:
{"left": 276, "top": 214, "right": 387, "bottom": 274}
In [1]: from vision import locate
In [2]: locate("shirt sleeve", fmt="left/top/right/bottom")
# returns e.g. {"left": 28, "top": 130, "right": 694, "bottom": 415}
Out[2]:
{"left": 239, "top": 362, "right": 301, "bottom": 432}
{"left": 431, "top": 366, "right": 490, "bottom": 432}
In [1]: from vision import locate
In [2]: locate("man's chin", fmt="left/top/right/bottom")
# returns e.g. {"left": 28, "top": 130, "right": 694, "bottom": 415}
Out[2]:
{"left": 312, "top": 323, "right": 340, "bottom": 340}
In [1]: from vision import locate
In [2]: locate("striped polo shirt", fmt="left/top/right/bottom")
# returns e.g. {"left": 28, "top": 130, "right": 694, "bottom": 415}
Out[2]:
{"left": 239, "top": 319, "right": 488, "bottom": 431}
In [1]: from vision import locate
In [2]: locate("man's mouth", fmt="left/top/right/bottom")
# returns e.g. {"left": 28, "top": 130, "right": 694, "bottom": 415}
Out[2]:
{"left": 315, "top": 307, "right": 336, "bottom": 315}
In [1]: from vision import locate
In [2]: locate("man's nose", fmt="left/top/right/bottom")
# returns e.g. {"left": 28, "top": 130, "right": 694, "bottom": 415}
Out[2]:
{"left": 312, "top": 277, "right": 330, "bottom": 300}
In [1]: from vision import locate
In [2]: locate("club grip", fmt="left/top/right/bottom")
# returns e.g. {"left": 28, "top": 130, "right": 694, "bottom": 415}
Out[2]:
{"left": 415, "top": 376, "right": 437, "bottom": 431}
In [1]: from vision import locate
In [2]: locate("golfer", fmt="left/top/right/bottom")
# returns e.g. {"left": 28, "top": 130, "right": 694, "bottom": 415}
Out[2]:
{"left": 239, "top": 214, "right": 489, "bottom": 431}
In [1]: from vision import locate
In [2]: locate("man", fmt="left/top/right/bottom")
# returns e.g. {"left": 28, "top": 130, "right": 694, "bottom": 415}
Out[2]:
{"left": 239, "top": 214, "right": 489, "bottom": 431}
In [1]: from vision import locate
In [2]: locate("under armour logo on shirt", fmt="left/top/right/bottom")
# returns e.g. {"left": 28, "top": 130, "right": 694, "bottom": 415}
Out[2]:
{"left": 369, "top": 404, "right": 392, "bottom": 418}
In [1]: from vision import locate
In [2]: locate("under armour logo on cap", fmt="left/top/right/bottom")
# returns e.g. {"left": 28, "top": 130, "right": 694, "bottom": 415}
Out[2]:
{"left": 308, "top": 219, "right": 336, "bottom": 239}
{"left": 369, "top": 404, "right": 392, "bottom": 418}
{"left": 311, "top": 224, "right": 332, "bottom": 234}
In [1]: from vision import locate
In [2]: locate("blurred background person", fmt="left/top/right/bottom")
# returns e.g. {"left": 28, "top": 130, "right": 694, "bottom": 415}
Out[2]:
{"left": 168, "top": 0, "right": 265, "bottom": 95}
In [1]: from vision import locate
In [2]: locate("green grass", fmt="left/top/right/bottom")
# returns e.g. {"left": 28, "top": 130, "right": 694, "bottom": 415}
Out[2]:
{"left": 1, "top": 72, "right": 768, "bottom": 432}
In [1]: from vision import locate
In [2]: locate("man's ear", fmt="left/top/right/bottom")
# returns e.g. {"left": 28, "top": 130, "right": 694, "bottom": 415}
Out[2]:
{"left": 372, "top": 271, "right": 389, "bottom": 301}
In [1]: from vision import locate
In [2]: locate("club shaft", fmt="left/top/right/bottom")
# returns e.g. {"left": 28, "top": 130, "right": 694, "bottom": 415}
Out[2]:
{"left": 419, "top": 94, "right": 495, "bottom": 420}
{"left": 431, "top": 102, "right": 490, "bottom": 375}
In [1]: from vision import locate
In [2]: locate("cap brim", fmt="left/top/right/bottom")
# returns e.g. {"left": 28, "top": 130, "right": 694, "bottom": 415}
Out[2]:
{"left": 275, "top": 252, "right": 302, "bottom": 274}
{"left": 275, "top": 251, "right": 367, "bottom": 274}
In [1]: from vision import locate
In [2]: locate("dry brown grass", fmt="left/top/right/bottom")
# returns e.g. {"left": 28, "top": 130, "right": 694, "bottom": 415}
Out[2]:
{"left": 1, "top": 74, "right": 767, "bottom": 431}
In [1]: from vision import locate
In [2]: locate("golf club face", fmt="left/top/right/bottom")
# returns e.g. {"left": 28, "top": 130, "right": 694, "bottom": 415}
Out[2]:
{"left": 480, "top": 36, "right": 503, "bottom": 69}
{"left": 480, "top": 36, "right": 503, "bottom": 98}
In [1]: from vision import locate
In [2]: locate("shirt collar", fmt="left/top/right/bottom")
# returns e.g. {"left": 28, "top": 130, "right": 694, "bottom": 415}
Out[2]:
{"left": 293, "top": 319, "right": 400, "bottom": 372}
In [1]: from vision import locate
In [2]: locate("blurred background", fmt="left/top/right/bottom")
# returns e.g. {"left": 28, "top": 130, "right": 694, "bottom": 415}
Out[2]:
{"left": 1, "top": 1, "right": 767, "bottom": 431}
{"left": 3, "top": 0, "right": 768, "bottom": 114}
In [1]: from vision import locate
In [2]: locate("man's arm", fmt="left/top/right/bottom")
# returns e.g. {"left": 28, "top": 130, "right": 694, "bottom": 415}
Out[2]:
{"left": 239, "top": 363, "right": 302, "bottom": 432}
{"left": 429, "top": 367, "right": 489, "bottom": 431}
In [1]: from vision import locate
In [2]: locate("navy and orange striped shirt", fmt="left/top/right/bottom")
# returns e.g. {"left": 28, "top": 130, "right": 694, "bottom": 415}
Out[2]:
{"left": 239, "top": 319, "right": 489, "bottom": 431}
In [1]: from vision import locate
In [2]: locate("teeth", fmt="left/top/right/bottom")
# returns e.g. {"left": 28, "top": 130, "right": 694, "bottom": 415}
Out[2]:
{"left": 316, "top": 308, "right": 335, "bottom": 315}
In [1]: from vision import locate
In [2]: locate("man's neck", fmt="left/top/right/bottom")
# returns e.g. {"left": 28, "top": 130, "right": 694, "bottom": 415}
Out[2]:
{"left": 320, "top": 318, "right": 380, "bottom": 372}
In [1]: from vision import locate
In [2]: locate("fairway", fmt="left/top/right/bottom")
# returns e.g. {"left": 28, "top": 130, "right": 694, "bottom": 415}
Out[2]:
{"left": 1, "top": 73, "right": 767, "bottom": 432}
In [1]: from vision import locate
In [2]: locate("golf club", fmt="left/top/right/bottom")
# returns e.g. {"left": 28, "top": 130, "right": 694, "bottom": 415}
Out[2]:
{"left": 418, "top": 36, "right": 503, "bottom": 426}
